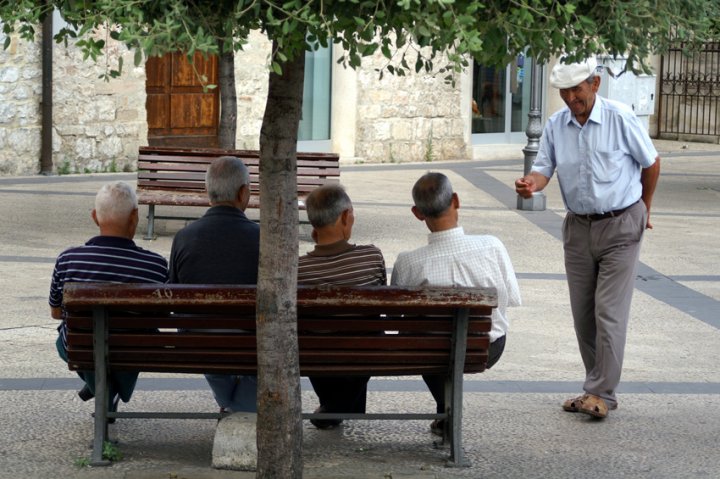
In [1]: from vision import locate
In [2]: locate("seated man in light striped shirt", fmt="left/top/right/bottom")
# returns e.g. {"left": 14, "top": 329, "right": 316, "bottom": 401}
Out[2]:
{"left": 49, "top": 181, "right": 169, "bottom": 418}
{"left": 298, "top": 184, "right": 387, "bottom": 429}
{"left": 391, "top": 172, "right": 521, "bottom": 436}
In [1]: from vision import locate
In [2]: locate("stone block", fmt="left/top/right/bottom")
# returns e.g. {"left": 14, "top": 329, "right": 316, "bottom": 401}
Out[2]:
{"left": 0, "top": 67, "right": 20, "bottom": 83}
{"left": 211, "top": 413, "right": 257, "bottom": 471}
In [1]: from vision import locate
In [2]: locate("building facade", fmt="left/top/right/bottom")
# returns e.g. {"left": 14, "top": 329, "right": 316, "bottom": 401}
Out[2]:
{"left": 2, "top": 16, "right": 691, "bottom": 177}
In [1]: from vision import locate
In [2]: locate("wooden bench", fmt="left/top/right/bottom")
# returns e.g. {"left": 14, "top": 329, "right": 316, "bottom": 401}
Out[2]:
{"left": 63, "top": 283, "right": 496, "bottom": 467}
{"left": 136, "top": 146, "right": 341, "bottom": 239}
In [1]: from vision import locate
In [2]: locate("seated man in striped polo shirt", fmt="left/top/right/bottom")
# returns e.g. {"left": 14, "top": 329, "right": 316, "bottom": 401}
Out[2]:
{"left": 49, "top": 181, "right": 169, "bottom": 417}
{"left": 298, "top": 184, "right": 387, "bottom": 429}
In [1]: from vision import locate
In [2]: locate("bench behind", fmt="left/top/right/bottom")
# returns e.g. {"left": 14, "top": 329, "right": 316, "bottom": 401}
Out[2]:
{"left": 63, "top": 283, "right": 496, "bottom": 466}
{"left": 136, "top": 146, "right": 340, "bottom": 238}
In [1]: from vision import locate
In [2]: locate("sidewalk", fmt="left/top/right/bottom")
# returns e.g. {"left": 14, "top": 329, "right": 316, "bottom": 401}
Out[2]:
{"left": 0, "top": 139, "right": 718, "bottom": 478}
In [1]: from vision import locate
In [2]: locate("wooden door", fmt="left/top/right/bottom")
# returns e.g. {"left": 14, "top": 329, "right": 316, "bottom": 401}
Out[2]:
{"left": 146, "top": 52, "right": 219, "bottom": 147}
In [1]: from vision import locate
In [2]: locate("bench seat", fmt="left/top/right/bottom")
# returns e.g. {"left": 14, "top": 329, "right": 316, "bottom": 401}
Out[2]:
{"left": 63, "top": 283, "right": 496, "bottom": 466}
{"left": 136, "top": 146, "right": 340, "bottom": 238}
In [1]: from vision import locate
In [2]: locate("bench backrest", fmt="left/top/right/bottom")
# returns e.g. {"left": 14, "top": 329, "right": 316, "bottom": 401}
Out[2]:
{"left": 63, "top": 284, "right": 496, "bottom": 377}
{"left": 137, "top": 146, "right": 340, "bottom": 199}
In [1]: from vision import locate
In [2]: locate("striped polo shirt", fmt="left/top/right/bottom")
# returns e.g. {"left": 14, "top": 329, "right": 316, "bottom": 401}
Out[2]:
{"left": 298, "top": 240, "right": 386, "bottom": 287}
{"left": 49, "top": 236, "right": 169, "bottom": 350}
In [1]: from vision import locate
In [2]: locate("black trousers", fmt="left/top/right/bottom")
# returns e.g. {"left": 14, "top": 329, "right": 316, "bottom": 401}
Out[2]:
{"left": 423, "top": 335, "right": 506, "bottom": 414}
{"left": 309, "top": 375, "right": 370, "bottom": 413}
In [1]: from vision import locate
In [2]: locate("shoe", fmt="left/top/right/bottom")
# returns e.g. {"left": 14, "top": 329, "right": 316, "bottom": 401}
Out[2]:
{"left": 430, "top": 419, "right": 444, "bottom": 437}
{"left": 562, "top": 394, "right": 587, "bottom": 413}
{"left": 577, "top": 394, "right": 614, "bottom": 419}
{"left": 77, "top": 385, "right": 94, "bottom": 402}
{"left": 310, "top": 406, "right": 343, "bottom": 429}
{"left": 562, "top": 393, "right": 618, "bottom": 416}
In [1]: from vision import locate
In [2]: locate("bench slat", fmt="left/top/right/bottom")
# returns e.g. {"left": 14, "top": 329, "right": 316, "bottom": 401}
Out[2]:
{"left": 67, "top": 349, "right": 488, "bottom": 365}
{"left": 63, "top": 283, "right": 497, "bottom": 310}
{"left": 64, "top": 364, "right": 484, "bottom": 377}
{"left": 137, "top": 162, "right": 340, "bottom": 176}
{"left": 65, "top": 315, "right": 490, "bottom": 333}
{"left": 66, "top": 332, "right": 488, "bottom": 350}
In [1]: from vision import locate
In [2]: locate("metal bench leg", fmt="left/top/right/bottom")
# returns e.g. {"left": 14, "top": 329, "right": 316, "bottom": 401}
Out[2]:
{"left": 144, "top": 205, "right": 156, "bottom": 240}
{"left": 90, "top": 307, "right": 111, "bottom": 466}
{"left": 446, "top": 307, "right": 471, "bottom": 467}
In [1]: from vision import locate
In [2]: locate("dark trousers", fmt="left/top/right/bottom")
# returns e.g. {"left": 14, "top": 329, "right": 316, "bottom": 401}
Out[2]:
{"left": 309, "top": 376, "right": 370, "bottom": 413}
{"left": 56, "top": 334, "right": 138, "bottom": 404}
{"left": 423, "top": 335, "right": 506, "bottom": 414}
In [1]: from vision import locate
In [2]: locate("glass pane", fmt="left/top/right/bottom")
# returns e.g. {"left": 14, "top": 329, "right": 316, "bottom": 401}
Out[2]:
{"left": 299, "top": 47, "right": 331, "bottom": 141}
{"left": 471, "top": 63, "right": 506, "bottom": 133}
{"left": 510, "top": 54, "right": 532, "bottom": 132}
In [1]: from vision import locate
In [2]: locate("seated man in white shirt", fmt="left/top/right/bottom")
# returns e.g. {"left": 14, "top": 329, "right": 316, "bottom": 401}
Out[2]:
{"left": 391, "top": 172, "right": 521, "bottom": 435}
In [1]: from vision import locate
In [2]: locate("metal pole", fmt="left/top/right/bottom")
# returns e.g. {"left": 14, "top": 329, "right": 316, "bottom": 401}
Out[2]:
{"left": 517, "top": 57, "right": 546, "bottom": 211}
{"left": 40, "top": 6, "right": 53, "bottom": 175}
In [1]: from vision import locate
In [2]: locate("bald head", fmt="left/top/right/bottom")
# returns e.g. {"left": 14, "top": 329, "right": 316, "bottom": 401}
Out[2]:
{"left": 206, "top": 156, "right": 250, "bottom": 205}
{"left": 92, "top": 181, "right": 139, "bottom": 238}
{"left": 306, "top": 184, "right": 353, "bottom": 228}
{"left": 412, "top": 172, "right": 454, "bottom": 218}
{"left": 95, "top": 181, "right": 138, "bottom": 224}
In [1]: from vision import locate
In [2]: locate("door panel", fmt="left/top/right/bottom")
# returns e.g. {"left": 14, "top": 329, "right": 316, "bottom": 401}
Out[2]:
{"left": 146, "top": 52, "right": 219, "bottom": 147}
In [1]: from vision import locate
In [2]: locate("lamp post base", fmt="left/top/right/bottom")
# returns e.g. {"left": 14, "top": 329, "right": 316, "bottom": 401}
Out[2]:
{"left": 517, "top": 192, "right": 546, "bottom": 211}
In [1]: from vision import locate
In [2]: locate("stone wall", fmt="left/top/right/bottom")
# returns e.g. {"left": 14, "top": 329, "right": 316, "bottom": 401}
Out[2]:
{"left": 52, "top": 30, "right": 146, "bottom": 175}
{"left": 233, "top": 31, "right": 272, "bottom": 150}
{"left": 0, "top": 31, "right": 42, "bottom": 175}
{"left": 0, "top": 27, "right": 470, "bottom": 177}
{"left": 354, "top": 53, "right": 468, "bottom": 163}
{"left": 0, "top": 27, "right": 146, "bottom": 176}
{"left": 200, "top": 31, "right": 469, "bottom": 164}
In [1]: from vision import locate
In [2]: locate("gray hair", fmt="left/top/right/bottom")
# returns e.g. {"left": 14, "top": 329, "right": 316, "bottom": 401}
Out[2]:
{"left": 412, "top": 172, "right": 454, "bottom": 218}
{"left": 94, "top": 181, "right": 138, "bottom": 223}
{"left": 206, "top": 156, "right": 250, "bottom": 204}
{"left": 306, "top": 184, "right": 352, "bottom": 228}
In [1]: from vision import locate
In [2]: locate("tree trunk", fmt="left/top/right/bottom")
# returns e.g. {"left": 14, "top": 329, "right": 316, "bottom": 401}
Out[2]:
{"left": 217, "top": 42, "right": 237, "bottom": 149}
{"left": 255, "top": 45, "right": 305, "bottom": 479}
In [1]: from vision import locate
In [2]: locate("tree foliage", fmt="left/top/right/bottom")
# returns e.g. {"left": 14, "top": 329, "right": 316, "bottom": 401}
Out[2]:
{"left": 3, "top": 0, "right": 719, "bottom": 81}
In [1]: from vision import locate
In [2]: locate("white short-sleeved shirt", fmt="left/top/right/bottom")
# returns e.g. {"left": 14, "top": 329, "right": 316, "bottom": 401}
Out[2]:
{"left": 533, "top": 95, "right": 657, "bottom": 215}
{"left": 391, "top": 227, "right": 521, "bottom": 341}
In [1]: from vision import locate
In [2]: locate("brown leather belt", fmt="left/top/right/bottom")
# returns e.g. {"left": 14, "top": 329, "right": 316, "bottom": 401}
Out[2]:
{"left": 576, "top": 201, "right": 638, "bottom": 221}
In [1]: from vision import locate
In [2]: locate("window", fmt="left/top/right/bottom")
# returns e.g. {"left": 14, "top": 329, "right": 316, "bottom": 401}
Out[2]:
{"left": 299, "top": 46, "right": 331, "bottom": 141}
{"left": 471, "top": 53, "right": 534, "bottom": 143}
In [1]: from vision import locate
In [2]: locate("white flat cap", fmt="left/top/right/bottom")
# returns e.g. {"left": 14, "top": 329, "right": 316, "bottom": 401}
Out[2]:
{"left": 550, "top": 57, "right": 598, "bottom": 89}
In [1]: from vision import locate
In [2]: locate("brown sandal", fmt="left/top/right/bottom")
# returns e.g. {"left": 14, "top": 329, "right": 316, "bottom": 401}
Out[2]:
{"left": 577, "top": 394, "right": 609, "bottom": 418}
{"left": 562, "top": 394, "right": 588, "bottom": 413}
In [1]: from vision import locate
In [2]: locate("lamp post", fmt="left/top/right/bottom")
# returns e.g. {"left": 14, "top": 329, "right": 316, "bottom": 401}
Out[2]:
{"left": 517, "top": 57, "right": 546, "bottom": 211}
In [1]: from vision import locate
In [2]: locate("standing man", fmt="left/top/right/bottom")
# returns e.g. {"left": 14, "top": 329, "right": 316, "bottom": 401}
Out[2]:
{"left": 298, "top": 184, "right": 387, "bottom": 429}
{"left": 392, "top": 172, "right": 521, "bottom": 435}
{"left": 169, "top": 156, "right": 260, "bottom": 413}
{"left": 515, "top": 57, "right": 660, "bottom": 418}
{"left": 50, "top": 181, "right": 169, "bottom": 415}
